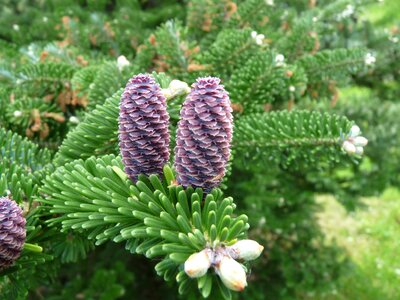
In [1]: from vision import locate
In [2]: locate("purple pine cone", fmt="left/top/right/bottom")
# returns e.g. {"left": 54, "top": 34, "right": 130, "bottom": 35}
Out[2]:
{"left": 119, "top": 74, "right": 170, "bottom": 182}
{"left": 0, "top": 197, "right": 26, "bottom": 271}
{"left": 174, "top": 77, "right": 233, "bottom": 191}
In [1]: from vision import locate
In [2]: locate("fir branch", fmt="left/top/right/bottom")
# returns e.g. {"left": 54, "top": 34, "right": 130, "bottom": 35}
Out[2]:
{"left": 39, "top": 155, "right": 250, "bottom": 299}
{"left": 0, "top": 128, "right": 51, "bottom": 173}
{"left": 87, "top": 62, "right": 124, "bottom": 109}
{"left": 199, "top": 28, "right": 259, "bottom": 77}
{"left": 227, "top": 51, "right": 307, "bottom": 111}
{"left": 233, "top": 110, "right": 353, "bottom": 167}
{"left": 0, "top": 128, "right": 52, "bottom": 203}
{"left": 297, "top": 48, "right": 366, "bottom": 83}
{"left": 229, "top": 0, "right": 272, "bottom": 29}
{"left": 154, "top": 20, "right": 189, "bottom": 74}
{"left": 16, "top": 63, "right": 75, "bottom": 87}
{"left": 54, "top": 90, "right": 122, "bottom": 165}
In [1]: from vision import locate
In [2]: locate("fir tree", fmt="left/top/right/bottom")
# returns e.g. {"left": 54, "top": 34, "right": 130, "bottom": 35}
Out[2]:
{"left": 0, "top": 0, "right": 398, "bottom": 299}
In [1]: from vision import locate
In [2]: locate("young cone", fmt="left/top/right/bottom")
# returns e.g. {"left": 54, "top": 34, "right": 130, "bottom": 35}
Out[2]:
{"left": 0, "top": 197, "right": 26, "bottom": 271}
{"left": 118, "top": 74, "right": 170, "bottom": 183}
{"left": 174, "top": 77, "right": 233, "bottom": 191}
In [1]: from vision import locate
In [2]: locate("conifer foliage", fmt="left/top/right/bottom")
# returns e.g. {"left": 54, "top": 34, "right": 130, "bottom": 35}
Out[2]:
{"left": 0, "top": 0, "right": 396, "bottom": 299}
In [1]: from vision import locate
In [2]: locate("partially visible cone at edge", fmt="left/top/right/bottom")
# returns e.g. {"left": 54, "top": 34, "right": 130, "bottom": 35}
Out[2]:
{"left": 118, "top": 74, "right": 170, "bottom": 183}
{"left": 0, "top": 197, "right": 26, "bottom": 271}
{"left": 174, "top": 76, "right": 233, "bottom": 191}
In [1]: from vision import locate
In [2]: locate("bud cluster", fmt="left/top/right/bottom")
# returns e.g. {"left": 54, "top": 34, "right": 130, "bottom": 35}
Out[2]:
{"left": 364, "top": 52, "right": 376, "bottom": 66}
{"left": 251, "top": 31, "right": 265, "bottom": 45}
{"left": 342, "top": 125, "right": 368, "bottom": 155}
{"left": 184, "top": 239, "right": 264, "bottom": 292}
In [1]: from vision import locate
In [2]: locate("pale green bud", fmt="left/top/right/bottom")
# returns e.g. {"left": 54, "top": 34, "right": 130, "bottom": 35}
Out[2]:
{"left": 342, "top": 140, "right": 356, "bottom": 154}
{"left": 349, "top": 125, "right": 361, "bottom": 137}
{"left": 217, "top": 256, "right": 247, "bottom": 291}
{"left": 228, "top": 239, "right": 264, "bottom": 261}
{"left": 184, "top": 249, "right": 212, "bottom": 278}
{"left": 353, "top": 136, "right": 368, "bottom": 147}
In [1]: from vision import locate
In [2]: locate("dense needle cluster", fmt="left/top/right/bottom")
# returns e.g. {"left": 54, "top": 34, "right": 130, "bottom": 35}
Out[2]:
{"left": 0, "top": 197, "right": 26, "bottom": 271}
{"left": 174, "top": 77, "right": 233, "bottom": 191}
{"left": 118, "top": 74, "right": 170, "bottom": 183}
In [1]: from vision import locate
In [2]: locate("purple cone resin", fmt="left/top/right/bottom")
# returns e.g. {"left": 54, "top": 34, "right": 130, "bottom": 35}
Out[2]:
{"left": 174, "top": 77, "right": 233, "bottom": 191}
{"left": 119, "top": 74, "right": 170, "bottom": 182}
{"left": 0, "top": 197, "right": 26, "bottom": 271}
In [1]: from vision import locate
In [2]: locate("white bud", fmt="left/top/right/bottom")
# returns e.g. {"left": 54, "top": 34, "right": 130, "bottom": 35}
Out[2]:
{"left": 364, "top": 53, "right": 376, "bottom": 65}
{"left": 353, "top": 136, "right": 368, "bottom": 147}
{"left": 43, "top": 16, "right": 48, "bottom": 22}
{"left": 168, "top": 80, "right": 191, "bottom": 97}
{"left": 289, "top": 85, "right": 296, "bottom": 92}
{"left": 342, "top": 141, "right": 356, "bottom": 154}
{"left": 342, "top": 5, "right": 355, "bottom": 18}
{"left": 355, "top": 146, "right": 364, "bottom": 155}
{"left": 161, "top": 88, "right": 173, "bottom": 100}
{"left": 184, "top": 249, "right": 212, "bottom": 278}
{"left": 251, "top": 31, "right": 265, "bottom": 45}
{"left": 312, "top": 17, "right": 318, "bottom": 22}
{"left": 117, "top": 55, "right": 130, "bottom": 70}
{"left": 265, "top": 0, "right": 274, "bottom": 6}
{"left": 217, "top": 256, "right": 247, "bottom": 291}
{"left": 13, "top": 110, "right": 23, "bottom": 117}
{"left": 349, "top": 125, "right": 361, "bottom": 137}
{"left": 13, "top": 24, "right": 20, "bottom": 31}
{"left": 228, "top": 239, "right": 264, "bottom": 261}
{"left": 69, "top": 116, "right": 80, "bottom": 124}
{"left": 255, "top": 34, "right": 265, "bottom": 45}
{"left": 275, "top": 54, "right": 285, "bottom": 66}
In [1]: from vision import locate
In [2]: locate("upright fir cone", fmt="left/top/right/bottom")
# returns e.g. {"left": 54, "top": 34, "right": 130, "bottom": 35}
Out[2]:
{"left": 174, "top": 77, "right": 233, "bottom": 191}
{"left": 0, "top": 197, "right": 26, "bottom": 271}
{"left": 119, "top": 74, "right": 170, "bottom": 183}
